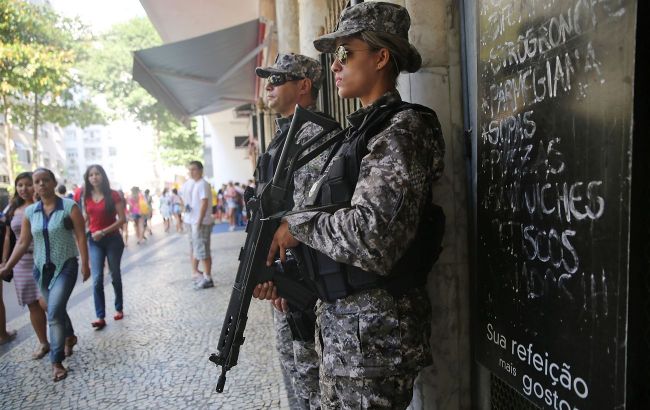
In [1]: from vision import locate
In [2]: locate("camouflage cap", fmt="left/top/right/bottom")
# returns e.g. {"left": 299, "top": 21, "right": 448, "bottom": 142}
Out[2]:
{"left": 313, "top": 1, "right": 411, "bottom": 52}
{"left": 255, "top": 53, "right": 323, "bottom": 89}
{"left": 313, "top": 2, "right": 421, "bottom": 72}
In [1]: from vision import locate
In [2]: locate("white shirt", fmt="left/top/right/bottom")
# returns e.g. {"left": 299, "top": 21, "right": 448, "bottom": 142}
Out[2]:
{"left": 179, "top": 179, "right": 195, "bottom": 221}
{"left": 188, "top": 178, "right": 213, "bottom": 225}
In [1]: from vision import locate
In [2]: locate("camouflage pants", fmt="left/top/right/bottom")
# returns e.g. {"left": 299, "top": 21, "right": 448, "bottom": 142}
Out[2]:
{"left": 273, "top": 309, "right": 321, "bottom": 410}
{"left": 314, "top": 288, "right": 432, "bottom": 409}
{"left": 319, "top": 373, "right": 417, "bottom": 410}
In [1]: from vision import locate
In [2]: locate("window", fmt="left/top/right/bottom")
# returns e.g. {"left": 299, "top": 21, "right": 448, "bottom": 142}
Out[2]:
{"left": 234, "top": 136, "right": 249, "bottom": 149}
{"left": 84, "top": 147, "right": 100, "bottom": 160}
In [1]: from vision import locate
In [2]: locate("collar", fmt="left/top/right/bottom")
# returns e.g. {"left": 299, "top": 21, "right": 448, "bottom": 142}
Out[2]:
{"left": 275, "top": 115, "right": 293, "bottom": 135}
{"left": 34, "top": 197, "right": 64, "bottom": 214}
{"left": 346, "top": 90, "right": 402, "bottom": 128}
{"left": 273, "top": 103, "right": 318, "bottom": 135}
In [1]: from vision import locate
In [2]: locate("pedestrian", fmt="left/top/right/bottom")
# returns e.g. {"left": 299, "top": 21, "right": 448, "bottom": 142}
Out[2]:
{"left": 143, "top": 189, "right": 153, "bottom": 237}
{"left": 160, "top": 188, "right": 172, "bottom": 233}
{"left": 186, "top": 161, "right": 214, "bottom": 289}
{"left": 56, "top": 184, "right": 67, "bottom": 198}
{"left": 233, "top": 182, "right": 245, "bottom": 227}
{"left": 171, "top": 188, "right": 184, "bottom": 233}
{"left": 253, "top": 52, "right": 340, "bottom": 409}
{"left": 116, "top": 189, "right": 129, "bottom": 245}
{"left": 0, "top": 167, "right": 91, "bottom": 382}
{"left": 126, "top": 187, "right": 145, "bottom": 244}
{"left": 179, "top": 176, "right": 197, "bottom": 280}
{"left": 260, "top": 3, "right": 446, "bottom": 408}
{"left": 2, "top": 172, "right": 49, "bottom": 358}
{"left": 78, "top": 165, "right": 127, "bottom": 330}
{"left": 0, "top": 212, "right": 17, "bottom": 346}
{"left": 216, "top": 184, "right": 226, "bottom": 223}
{"left": 224, "top": 182, "right": 237, "bottom": 232}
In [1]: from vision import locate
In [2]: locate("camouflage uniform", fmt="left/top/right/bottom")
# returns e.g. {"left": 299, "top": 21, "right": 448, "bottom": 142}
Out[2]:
{"left": 284, "top": 3, "right": 446, "bottom": 409}
{"left": 256, "top": 53, "right": 341, "bottom": 410}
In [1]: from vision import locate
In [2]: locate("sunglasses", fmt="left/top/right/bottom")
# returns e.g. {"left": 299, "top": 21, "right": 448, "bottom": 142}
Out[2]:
{"left": 266, "top": 74, "right": 304, "bottom": 87}
{"left": 332, "top": 45, "right": 373, "bottom": 65}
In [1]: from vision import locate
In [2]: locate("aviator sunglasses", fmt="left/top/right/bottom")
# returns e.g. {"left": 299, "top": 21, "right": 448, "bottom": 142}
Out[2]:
{"left": 332, "top": 45, "right": 374, "bottom": 65}
{"left": 266, "top": 73, "right": 305, "bottom": 87}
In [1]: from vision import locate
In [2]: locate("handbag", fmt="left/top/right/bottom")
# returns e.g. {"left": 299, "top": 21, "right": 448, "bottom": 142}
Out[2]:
{"left": 0, "top": 219, "right": 15, "bottom": 282}
{"left": 1, "top": 269, "right": 12, "bottom": 282}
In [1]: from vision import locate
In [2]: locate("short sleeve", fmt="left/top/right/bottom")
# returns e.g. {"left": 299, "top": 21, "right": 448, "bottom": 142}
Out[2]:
{"left": 111, "top": 190, "right": 122, "bottom": 204}
{"left": 63, "top": 198, "right": 77, "bottom": 215}
{"left": 24, "top": 203, "right": 35, "bottom": 219}
{"left": 198, "top": 182, "right": 209, "bottom": 200}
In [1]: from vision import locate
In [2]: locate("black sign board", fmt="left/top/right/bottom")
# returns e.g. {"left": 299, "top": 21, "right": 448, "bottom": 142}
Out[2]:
{"left": 475, "top": 1, "right": 637, "bottom": 408}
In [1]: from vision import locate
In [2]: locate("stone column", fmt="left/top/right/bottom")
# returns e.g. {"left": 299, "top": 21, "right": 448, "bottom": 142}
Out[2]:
{"left": 275, "top": 0, "right": 300, "bottom": 53}
{"left": 297, "top": 0, "right": 328, "bottom": 59}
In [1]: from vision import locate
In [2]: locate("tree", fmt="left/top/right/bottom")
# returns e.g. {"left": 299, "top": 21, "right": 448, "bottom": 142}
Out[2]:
{"left": 0, "top": 0, "right": 103, "bottom": 181}
{"left": 80, "top": 17, "right": 202, "bottom": 168}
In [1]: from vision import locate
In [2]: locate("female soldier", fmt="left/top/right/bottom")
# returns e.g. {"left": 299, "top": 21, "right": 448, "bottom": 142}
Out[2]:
{"left": 262, "top": 2, "right": 445, "bottom": 408}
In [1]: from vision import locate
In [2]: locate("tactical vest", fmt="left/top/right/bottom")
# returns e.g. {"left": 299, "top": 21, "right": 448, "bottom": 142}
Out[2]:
{"left": 298, "top": 101, "right": 446, "bottom": 302}
{"left": 252, "top": 110, "right": 339, "bottom": 341}
{"left": 254, "top": 118, "right": 290, "bottom": 196}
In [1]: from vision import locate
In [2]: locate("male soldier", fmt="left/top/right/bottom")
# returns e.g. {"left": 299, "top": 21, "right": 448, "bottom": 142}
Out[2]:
{"left": 253, "top": 53, "right": 341, "bottom": 410}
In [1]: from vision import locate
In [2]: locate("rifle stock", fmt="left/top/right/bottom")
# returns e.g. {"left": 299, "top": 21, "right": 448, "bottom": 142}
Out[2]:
{"left": 209, "top": 105, "right": 340, "bottom": 393}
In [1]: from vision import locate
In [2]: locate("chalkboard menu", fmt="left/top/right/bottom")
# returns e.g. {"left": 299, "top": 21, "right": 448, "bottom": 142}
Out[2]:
{"left": 476, "top": 1, "right": 637, "bottom": 409}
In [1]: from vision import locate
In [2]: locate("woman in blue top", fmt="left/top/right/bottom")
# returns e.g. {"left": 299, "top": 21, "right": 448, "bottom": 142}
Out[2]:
{"left": 0, "top": 168, "right": 90, "bottom": 382}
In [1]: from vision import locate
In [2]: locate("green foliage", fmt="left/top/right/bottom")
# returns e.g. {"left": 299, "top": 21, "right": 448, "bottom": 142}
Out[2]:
{"left": 81, "top": 17, "right": 202, "bottom": 166}
{"left": 80, "top": 17, "right": 161, "bottom": 122}
{"left": 0, "top": 0, "right": 100, "bottom": 126}
{"left": 157, "top": 112, "right": 202, "bottom": 166}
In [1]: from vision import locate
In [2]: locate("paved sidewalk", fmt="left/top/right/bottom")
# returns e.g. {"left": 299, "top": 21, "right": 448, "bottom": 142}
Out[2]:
{"left": 0, "top": 228, "right": 290, "bottom": 409}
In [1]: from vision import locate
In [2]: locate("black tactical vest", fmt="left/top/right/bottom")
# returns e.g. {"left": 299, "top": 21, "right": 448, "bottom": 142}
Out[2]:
{"left": 254, "top": 117, "right": 291, "bottom": 195}
{"left": 298, "top": 101, "right": 446, "bottom": 302}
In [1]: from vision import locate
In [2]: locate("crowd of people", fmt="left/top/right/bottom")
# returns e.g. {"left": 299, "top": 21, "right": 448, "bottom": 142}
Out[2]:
{"left": 0, "top": 159, "right": 254, "bottom": 381}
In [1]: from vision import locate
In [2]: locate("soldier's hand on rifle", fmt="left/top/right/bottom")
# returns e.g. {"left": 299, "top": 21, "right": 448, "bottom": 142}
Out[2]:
{"left": 266, "top": 220, "right": 299, "bottom": 266}
{"left": 271, "top": 297, "right": 289, "bottom": 313}
{"left": 253, "top": 281, "right": 278, "bottom": 300}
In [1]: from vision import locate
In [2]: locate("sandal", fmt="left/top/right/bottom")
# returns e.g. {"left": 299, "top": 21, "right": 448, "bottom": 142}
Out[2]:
{"left": 114, "top": 311, "right": 124, "bottom": 321}
{"left": 32, "top": 342, "right": 50, "bottom": 360}
{"left": 91, "top": 319, "right": 106, "bottom": 330}
{"left": 64, "top": 336, "right": 77, "bottom": 357}
{"left": 52, "top": 363, "right": 67, "bottom": 382}
{"left": 0, "top": 329, "right": 17, "bottom": 345}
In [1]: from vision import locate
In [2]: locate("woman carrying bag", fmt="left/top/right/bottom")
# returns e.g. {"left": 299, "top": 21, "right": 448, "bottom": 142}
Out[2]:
{"left": 0, "top": 168, "right": 90, "bottom": 382}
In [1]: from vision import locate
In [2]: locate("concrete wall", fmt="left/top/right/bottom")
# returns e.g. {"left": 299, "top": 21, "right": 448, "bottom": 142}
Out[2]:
{"left": 206, "top": 109, "right": 254, "bottom": 186}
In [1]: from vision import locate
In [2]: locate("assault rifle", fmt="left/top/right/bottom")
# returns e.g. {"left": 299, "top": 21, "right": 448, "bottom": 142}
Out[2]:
{"left": 209, "top": 105, "right": 341, "bottom": 393}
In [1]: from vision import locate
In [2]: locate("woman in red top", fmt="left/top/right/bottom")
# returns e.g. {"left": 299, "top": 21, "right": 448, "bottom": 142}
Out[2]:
{"left": 76, "top": 165, "right": 127, "bottom": 330}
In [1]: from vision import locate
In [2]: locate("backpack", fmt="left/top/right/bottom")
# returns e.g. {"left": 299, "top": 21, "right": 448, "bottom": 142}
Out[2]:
{"left": 138, "top": 194, "right": 151, "bottom": 215}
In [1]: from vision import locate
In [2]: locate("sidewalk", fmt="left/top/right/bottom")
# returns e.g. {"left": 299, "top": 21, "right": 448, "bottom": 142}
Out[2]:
{"left": 0, "top": 226, "right": 290, "bottom": 409}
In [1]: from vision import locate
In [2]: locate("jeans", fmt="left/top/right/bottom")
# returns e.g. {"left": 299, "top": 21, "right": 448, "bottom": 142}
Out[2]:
{"left": 34, "top": 258, "right": 78, "bottom": 364}
{"left": 88, "top": 233, "right": 125, "bottom": 319}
